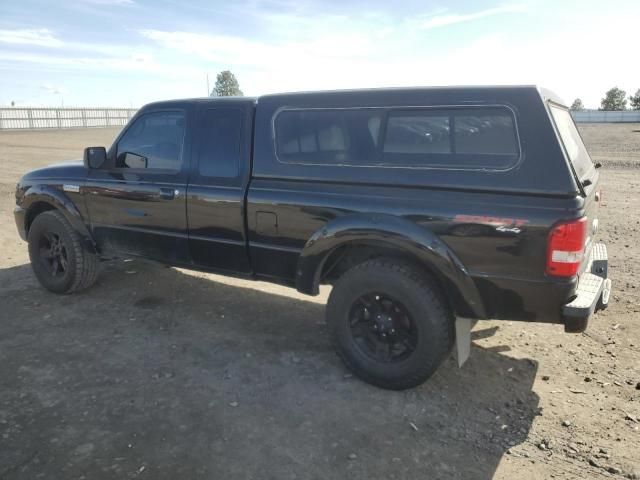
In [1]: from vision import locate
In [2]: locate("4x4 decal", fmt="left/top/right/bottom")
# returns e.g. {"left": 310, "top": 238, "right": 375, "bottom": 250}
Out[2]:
{"left": 495, "top": 225, "right": 524, "bottom": 234}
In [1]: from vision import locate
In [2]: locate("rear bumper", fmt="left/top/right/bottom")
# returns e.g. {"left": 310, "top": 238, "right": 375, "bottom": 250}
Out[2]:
{"left": 14, "top": 205, "right": 27, "bottom": 241}
{"left": 562, "top": 243, "right": 611, "bottom": 333}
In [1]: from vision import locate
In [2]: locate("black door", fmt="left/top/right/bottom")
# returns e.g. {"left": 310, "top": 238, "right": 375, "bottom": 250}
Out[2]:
{"left": 186, "top": 105, "right": 252, "bottom": 273}
{"left": 85, "top": 109, "right": 190, "bottom": 264}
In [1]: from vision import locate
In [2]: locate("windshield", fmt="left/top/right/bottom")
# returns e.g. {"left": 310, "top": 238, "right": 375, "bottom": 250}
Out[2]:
{"left": 549, "top": 104, "right": 594, "bottom": 179}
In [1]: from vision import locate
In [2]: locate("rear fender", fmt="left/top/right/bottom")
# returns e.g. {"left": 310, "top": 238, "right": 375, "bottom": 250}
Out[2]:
{"left": 296, "top": 214, "right": 487, "bottom": 319}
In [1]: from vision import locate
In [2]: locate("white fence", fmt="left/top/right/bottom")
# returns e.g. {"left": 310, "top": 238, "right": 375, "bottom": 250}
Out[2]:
{"left": 572, "top": 110, "right": 640, "bottom": 123}
{"left": 0, "top": 108, "right": 138, "bottom": 130}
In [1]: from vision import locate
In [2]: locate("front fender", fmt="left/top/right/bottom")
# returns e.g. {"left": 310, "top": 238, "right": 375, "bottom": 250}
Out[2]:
{"left": 20, "top": 185, "right": 95, "bottom": 249}
{"left": 296, "top": 214, "right": 486, "bottom": 319}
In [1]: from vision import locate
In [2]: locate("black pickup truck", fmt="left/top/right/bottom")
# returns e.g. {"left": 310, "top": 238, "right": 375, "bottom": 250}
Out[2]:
{"left": 14, "top": 86, "right": 611, "bottom": 389}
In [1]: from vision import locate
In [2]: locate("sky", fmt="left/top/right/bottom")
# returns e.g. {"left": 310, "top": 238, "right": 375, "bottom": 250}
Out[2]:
{"left": 0, "top": 0, "right": 638, "bottom": 108}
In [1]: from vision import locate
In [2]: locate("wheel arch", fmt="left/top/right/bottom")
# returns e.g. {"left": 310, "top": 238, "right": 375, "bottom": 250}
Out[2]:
{"left": 22, "top": 186, "right": 96, "bottom": 253}
{"left": 296, "top": 214, "right": 487, "bottom": 319}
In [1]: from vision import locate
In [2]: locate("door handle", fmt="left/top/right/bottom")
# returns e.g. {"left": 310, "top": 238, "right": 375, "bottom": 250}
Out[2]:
{"left": 159, "top": 188, "right": 179, "bottom": 200}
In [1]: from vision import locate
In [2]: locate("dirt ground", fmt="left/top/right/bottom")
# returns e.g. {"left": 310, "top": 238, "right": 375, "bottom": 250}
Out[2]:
{"left": 0, "top": 125, "right": 639, "bottom": 480}
{"left": 579, "top": 123, "right": 640, "bottom": 167}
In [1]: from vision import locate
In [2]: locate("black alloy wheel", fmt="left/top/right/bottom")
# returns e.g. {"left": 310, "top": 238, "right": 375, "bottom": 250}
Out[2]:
{"left": 348, "top": 293, "right": 418, "bottom": 363}
{"left": 37, "top": 231, "right": 69, "bottom": 277}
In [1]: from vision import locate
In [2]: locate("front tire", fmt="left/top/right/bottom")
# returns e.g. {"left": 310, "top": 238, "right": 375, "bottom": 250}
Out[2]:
{"left": 326, "top": 258, "right": 453, "bottom": 390}
{"left": 27, "top": 210, "right": 98, "bottom": 294}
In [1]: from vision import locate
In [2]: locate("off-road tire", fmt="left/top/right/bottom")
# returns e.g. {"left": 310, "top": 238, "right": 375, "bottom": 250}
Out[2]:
{"left": 27, "top": 210, "right": 98, "bottom": 294}
{"left": 326, "top": 258, "right": 453, "bottom": 390}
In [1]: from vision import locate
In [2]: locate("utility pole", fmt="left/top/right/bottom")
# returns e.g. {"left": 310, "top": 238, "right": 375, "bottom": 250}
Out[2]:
{"left": 206, "top": 74, "right": 210, "bottom": 97}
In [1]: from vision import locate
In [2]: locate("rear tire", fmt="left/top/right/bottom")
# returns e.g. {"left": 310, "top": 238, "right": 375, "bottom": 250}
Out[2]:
{"left": 326, "top": 258, "right": 453, "bottom": 390}
{"left": 27, "top": 210, "right": 98, "bottom": 294}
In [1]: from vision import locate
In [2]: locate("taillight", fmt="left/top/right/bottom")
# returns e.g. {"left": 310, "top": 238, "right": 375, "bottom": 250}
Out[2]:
{"left": 546, "top": 217, "right": 588, "bottom": 277}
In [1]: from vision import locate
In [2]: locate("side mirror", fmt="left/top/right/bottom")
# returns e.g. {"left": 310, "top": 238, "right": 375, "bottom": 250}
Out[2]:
{"left": 83, "top": 146, "right": 107, "bottom": 169}
{"left": 123, "top": 152, "right": 148, "bottom": 169}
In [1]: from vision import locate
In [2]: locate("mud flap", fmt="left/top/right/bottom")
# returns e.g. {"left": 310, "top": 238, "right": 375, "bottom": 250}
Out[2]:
{"left": 455, "top": 317, "right": 477, "bottom": 367}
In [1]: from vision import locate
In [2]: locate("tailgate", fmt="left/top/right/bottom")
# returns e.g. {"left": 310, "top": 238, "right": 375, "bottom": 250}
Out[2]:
{"left": 579, "top": 179, "right": 602, "bottom": 274}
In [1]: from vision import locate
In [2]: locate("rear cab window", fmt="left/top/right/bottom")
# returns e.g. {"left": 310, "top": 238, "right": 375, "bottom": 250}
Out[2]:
{"left": 274, "top": 106, "right": 520, "bottom": 171}
{"left": 197, "top": 107, "right": 242, "bottom": 178}
{"left": 548, "top": 103, "right": 594, "bottom": 179}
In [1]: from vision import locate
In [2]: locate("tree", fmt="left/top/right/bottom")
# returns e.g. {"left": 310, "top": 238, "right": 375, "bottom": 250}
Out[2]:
{"left": 570, "top": 98, "right": 585, "bottom": 111}
{"left": 630, "top": 89, "right": 640, "bottom": 111}
{"left": 210, "top": 70, "right": 243, "bottom": 97}
{"left": 600, "top": 87, "right": 627, "bottom": 111}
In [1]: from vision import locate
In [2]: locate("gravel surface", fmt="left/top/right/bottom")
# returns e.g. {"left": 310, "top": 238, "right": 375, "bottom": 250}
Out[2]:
{"left": 0, "top": 126, "right": 638, "bottom": 479}
{"left": 579, "top": 123, "right": 640, "bottom": 167}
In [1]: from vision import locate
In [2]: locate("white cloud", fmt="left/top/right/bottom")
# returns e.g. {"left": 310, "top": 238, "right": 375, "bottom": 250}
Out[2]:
{"left": 1, "top": 2, "right": 638, "bottom": 108}
{"left": 139, "top": 29, "right": 375, "bottom": 69}
{"left": 417, "top": 4, "right": 528, "bottom": 30}
{"left": 0, "top": 50, "right": 199, "bottom": 80}
{"left": 40, "top": 83, "right": 67, "bottom": 95}
{"left": 0, "top": 29, "right": 64, "bottom": 48}
{"left": 140, "top": 30, "right": 267, "bottom": 64}
{"left": 132, "top": 53, "right": 153, "bottom": 63}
